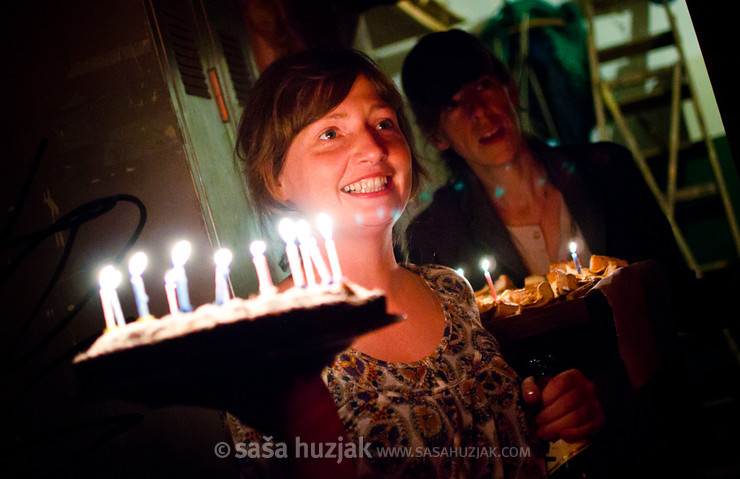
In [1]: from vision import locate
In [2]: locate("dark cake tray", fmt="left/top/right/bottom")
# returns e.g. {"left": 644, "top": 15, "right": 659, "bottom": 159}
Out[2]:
{"left": 73, "top": 300, "right": 402, "bottom": 410}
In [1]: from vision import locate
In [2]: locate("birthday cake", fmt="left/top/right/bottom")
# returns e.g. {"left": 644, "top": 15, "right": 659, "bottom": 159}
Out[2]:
{"left": 473, "top": 255, "right": 627, "bottom": 345}
{"left": 475, "top": 254, "right": 627, "bottom": 320}
{"left": 73, "top": 281, "right": 400, "bottom": 408}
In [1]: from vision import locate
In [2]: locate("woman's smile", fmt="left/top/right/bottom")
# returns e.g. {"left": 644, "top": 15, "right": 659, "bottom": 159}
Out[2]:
{"left": 479, "top": 125, "right": 505, "bottom": 145}
{"left": 341, "top": 175, "right": 390, "bottom": 194}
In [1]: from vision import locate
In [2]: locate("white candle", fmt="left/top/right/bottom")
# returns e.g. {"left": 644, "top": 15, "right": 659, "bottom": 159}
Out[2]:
{"left": 128, "top": 252, "right": 151, "bottom": 319}
{"left": 164, "top": 269, "right": 180, "bottom": 315}
{"left": 214, "top": 248, "right": 233, "bottom": 304}
{"left": 295, "top": 219, "right": 317, "bottom": 287}
{"left": 98, "top": 265, "right": 118, "bottom": 331}
{"left": 171, "top": 240, "right": 193, "bottom": 312}
{"left": 99, "top": 265, "right": 126, "bottom": 328}
{"left": 250, "top": 240, "right": 277, "bottom": 295}
{"left": 569, "top": 241, "right": 582, "bottom": 274}
{"left": 110, "top": 286, "right": 127, "bottom": 328}
{"left": 481, "top": 258, "right": 498, "bottom": 301}
{"left": 278, "top": 218, "right": 306, "bottom": 288}
{"left": 317, "top": 213, "right": 342, "bottom": 284}
{"left": 307, "top": 236, "right": 331, "bottom": 284}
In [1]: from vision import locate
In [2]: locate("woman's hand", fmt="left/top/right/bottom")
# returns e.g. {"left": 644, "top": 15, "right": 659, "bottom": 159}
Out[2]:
{"left": 521, "top": 369, "right": 606, "bottom": 442}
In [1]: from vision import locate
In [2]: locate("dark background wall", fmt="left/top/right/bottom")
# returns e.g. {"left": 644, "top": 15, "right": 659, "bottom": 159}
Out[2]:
{"left": 1, "top": 0, "right": 738, "bottom": 478}
{"left": 1, "top": 0, "right": 253, "bottom": 477}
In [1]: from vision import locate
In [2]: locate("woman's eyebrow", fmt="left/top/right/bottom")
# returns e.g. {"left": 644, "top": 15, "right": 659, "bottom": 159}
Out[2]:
{"left": 323, "top": 111, "right": 348, "bottom": 120}
{"left": 324, "top": 103, "right": 393, "bottom": 120}
{"left": 370, "top": 102, "right": 394, "bottom": 113}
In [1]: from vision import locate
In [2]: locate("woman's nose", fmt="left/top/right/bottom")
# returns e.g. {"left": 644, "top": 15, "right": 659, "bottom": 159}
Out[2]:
{"left": 352, "top": 128, "right": 385, "bottom": 164}
{"left": 463, "top": 97, "right": 486, "bottom": 120}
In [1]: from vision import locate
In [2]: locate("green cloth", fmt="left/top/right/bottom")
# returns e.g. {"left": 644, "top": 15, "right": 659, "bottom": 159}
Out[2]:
{"left": 481, "top": 0, "right": 594, "bottom": 145}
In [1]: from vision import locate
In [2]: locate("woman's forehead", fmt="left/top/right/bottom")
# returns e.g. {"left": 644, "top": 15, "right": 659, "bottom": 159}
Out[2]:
{"left": 319, "top": 75, "right": 394, "bottom": 117}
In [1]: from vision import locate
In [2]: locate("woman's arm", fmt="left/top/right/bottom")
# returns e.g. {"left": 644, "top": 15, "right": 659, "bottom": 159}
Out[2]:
{"left": 229, "top": 373, "right": 356, "bottom": 479}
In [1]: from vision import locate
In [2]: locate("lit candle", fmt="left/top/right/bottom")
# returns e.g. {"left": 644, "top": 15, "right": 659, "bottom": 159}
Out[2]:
{"left": 171, "top": 240, "right": 193, "bottom": 312}
{"left": 307, "top": 236, "right": 331, "bottom": 284}
{"left": 214, "top": 248, "right": 233, "bottom": 305}
{"left": 317, "top": 213, "right": 342, "bottom": 284}
{"left": 296, "top": 219, "right": 317, "bottom": 287}
{"left": 98, "top": 265, "right": 119, "bottom": 331}
{"left": 250, "top": 240, "right": 277, "bottom": 295}
{"left": 455, "top": 268, "right": 465, "bottom": 278}
{"left": 99, "top": 265, "right": 126, "bottom": 328}
{"left": 569, "top": 241, "right": 582, "bottom": 274}
{"left": 278, "top": 218, "right": 306, "bottom": 288}
{"left": 128, "top": 252, "right": 151, "bottom": 319}
{"left": 481, "top": 258, "right": 498, "bottom": 301}
{"left": 164, "top": 269, "right": 180, "bottom": 315}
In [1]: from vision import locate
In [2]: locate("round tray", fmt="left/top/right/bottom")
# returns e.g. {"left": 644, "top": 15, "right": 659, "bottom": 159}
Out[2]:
{"left": 73, "top": 298, "right": 402, "bottom": 411}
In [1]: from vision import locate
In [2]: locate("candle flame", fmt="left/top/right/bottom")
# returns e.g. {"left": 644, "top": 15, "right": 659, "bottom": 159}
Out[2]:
{"left": 480, "top": 256, "right": 497, "bottom": 273}
{"left": 316, "top": 213, "right": 333, "bottom": 240}
{"left": 214, "top": 248, "right": 233, "bottom": 268}
{"left": 99, "top": 265, "right": 122, "bottom": 290}
{"left": 249, "top": 240, "right": 266, "bottom": 257}
{"left": 128, "top": 251, "right": 148, "bottom": 277}
{"left": 569, "top": 241, "right": 578, "bottom": 254}
{"left": 278, "top": 217, "right": 297, "bottom": 243}
{"left": 456, "top": 268, "right": 465, "bottom": 277}
{"left": 171, "top": 240, "right": 192, "bottom": 267}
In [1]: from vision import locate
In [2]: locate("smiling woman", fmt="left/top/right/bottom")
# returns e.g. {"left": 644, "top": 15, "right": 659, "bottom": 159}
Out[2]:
{"left": 230, "top": 48, "right": 607, "bottom": 478}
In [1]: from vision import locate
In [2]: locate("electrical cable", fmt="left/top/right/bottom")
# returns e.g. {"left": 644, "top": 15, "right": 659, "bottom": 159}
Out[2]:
{"left": 1, "top": 195, "right": 146, "bottom": 374}
{"left": 0, "top": 138, "right": 47, "bottom": 247}
{"left": 1, "top": 190, "right": 148, "bottom": 477}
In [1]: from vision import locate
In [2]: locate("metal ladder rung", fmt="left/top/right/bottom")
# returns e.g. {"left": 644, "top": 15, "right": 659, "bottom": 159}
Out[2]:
{"left": 590, "top": 0, "right": 653, "bottom": 15}
{"left": 615, "top": 83, "right": 691, "bottom": 115}
{"left": 606, "top": 65, "right": 676, "bottom": 89}
{"left": 597, "top": 31, "right": 675, "bottom": 62}
{"left": 643, "top": 140, "right": 706, "bottom": 163}
{"left": 674, "top": 182, "right": 718, "bottom": 202}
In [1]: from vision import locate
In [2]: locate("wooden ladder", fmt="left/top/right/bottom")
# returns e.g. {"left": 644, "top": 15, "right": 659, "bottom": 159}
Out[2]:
{"left": 583, "top": 0, "right": 740, "bottom": 278}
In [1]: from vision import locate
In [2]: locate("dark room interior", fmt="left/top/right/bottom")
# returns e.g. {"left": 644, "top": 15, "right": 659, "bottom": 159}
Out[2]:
{"left": 2, "top": 0, "right": 738, "bottom": 477}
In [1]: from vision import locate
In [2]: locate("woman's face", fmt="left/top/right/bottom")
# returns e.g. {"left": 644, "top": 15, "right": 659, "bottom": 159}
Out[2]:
{"left": 277, "top": 74, "right": 413, "bottom": 236}
{"left": 433, "top": 76, "right": 523, "bottom": 168}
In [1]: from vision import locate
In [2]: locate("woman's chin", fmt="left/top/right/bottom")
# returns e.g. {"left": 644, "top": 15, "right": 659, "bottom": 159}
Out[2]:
{"left": 331, "top": 211, "right": 400, "bottom": 239}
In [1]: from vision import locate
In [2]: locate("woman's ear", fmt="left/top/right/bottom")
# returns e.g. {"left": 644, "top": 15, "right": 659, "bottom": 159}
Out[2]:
{"left": 430, "top": 131, "right": 451, "bottom": 151}
{"left": 272, "top": 171, "right": 289, "bottom": 205}
{"left": 505, "top": 76, "right": 520, "bottom": 108}
{"left": 274, "top": 180, "right": 289, "bottom": 205}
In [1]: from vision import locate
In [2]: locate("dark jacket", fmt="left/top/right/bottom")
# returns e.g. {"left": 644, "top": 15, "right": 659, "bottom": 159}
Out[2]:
{"left": 405, "top": 138, "right": 689, "bottom": 290}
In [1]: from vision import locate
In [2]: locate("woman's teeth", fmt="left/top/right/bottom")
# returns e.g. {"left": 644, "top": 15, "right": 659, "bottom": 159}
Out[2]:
{"left": 342, "top": 176, "right": 388, "bottom": 194}
{"left": 481, "top": 128, "right": 499, "bottom": 141}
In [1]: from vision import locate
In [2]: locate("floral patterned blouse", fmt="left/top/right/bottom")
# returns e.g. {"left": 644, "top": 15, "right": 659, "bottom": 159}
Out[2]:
{"left": 228, "top": 263, "right": 545, "bottom": 478}
{"left": 322, "top": 264, "right": 545, "bottom": 478}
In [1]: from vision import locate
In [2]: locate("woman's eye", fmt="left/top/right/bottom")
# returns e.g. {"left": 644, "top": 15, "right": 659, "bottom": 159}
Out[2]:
{"left": 443, "top": 100, "right": 459, "bottom": 114}
{"left": 477, "top": 77, "right": 496, "bottom": 91}
{"left": 318, "top": 129, "right": 338, "bottom": 140}
{"left": 377, "top": 119, "right": 396, "bottom": 130}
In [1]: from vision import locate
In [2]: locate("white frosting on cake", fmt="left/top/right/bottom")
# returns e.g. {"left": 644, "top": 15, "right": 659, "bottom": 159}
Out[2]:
{"left": 81, "top": 281, "right": 382, "bottom": 359}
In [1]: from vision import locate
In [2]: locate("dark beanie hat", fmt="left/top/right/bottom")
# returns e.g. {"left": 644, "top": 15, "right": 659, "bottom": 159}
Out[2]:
{"left": 401, "top": 29, "right": 510, "bottom": 136}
